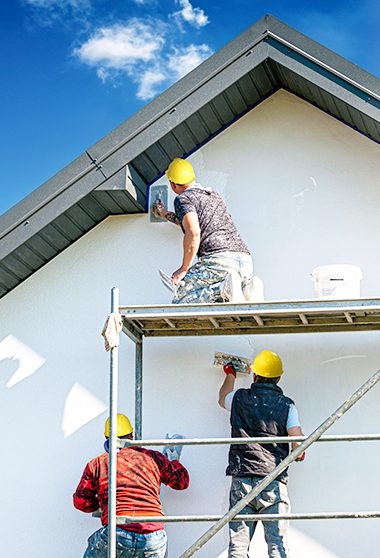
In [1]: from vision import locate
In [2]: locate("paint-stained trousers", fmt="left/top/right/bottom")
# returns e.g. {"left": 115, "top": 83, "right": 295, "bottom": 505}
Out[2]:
{"left": 83, "top": 526, "right": 167, "bottom": 558}
{"left": 229, "top": 477, "right": 290, "bottom": 558}
{"left": 172, "top": 251, "right": 253, "bottom": 304}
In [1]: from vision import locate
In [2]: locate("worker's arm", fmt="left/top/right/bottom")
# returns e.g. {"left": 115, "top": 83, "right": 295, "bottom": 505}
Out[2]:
{"left": 73, "top": 464, "right": 99, "bottom": 513}
{"left": 150, "top": 450, "right": 190, "bottom": 490}
{"left": 286, "top": 403, "right": 305, "bottom": 461}
{"left": 153, "top": 200, "right": 180, "bottom": 226}
{"left": 218, "top": 364, "right": 237, "bottom": 409}
{"left": 288, "top": 425, "right": 306, "bottom": 461}
{"left": 287, "top": 425, "right": 303, "bottom": 451}
{"left": 172, "top": 211, "right": 200, "bottom": 285}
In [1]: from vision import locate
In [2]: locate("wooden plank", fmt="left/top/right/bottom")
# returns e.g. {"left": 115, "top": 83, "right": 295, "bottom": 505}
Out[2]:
{"left": 144, "top": 323, "right": 380, "bottom": 337}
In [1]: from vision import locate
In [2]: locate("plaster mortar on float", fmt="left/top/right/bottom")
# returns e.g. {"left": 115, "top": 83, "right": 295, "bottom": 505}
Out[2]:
{"left": 1, "top": 90, "right": 380, "bottom": 557}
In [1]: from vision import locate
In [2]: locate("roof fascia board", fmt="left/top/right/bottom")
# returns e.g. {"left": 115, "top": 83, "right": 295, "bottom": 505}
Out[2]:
{"left": 266, "top": 15, "right": 380, "bottom": 101}
{"left": 95, "top": 165, "right": 146, "bottom": 209}
{"left": 0, "top": 163, "right": 108, "bottom": 259}
{"left": 268, "top": 32, "right": 380, "bottom": 104}
{"left": 0, "top": 151, "right": 95, "bottom": 239}
{"left": 93, "top": 42, "right": 270, "bottom": 178}
{"left": 95, "top": 166, "right": 127, "bottom": 191}
{"left": 268, "top": 43, "right": 380, "bottom": 122}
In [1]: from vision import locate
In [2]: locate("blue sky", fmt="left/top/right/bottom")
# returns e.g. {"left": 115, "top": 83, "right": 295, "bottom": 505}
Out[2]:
{"left": 0, "top": 0, "right": 379, "bottom": 215}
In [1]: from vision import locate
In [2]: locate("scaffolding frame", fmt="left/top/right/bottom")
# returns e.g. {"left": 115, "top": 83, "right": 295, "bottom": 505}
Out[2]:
{"left": 107, "top": 288, "right": 380, "bottom": 558}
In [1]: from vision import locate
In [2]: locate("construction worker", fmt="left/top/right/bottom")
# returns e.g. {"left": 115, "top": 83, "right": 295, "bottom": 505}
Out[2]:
{"left": 218, "top": 350, "right": 304, "bottom": 558}
{"left": 73, "top": 413, "right": 189, "bottom": 558}
{"left": 153, "top": 158, "right": 253, "bottom": 304}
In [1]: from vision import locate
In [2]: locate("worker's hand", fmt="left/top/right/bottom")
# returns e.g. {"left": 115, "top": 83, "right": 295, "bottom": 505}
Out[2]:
{"left": 223, "top": 363, "right": 237, "bottom": 378}
{"left": 296, "top": 452, "right": 306, "bottom": 462}
{"left": 163, "top": 434, "right": 184, "bottom": 462}
{"left": 172, "top": 267, "right": 188, "bottom": 286}
{"left": 153, "top": 200, "right": 168, "bottom": 218}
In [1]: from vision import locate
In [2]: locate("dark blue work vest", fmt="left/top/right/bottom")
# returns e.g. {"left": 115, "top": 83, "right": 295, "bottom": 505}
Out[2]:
{"left": 226, "top": 382, "right": 294, "bottom": 483}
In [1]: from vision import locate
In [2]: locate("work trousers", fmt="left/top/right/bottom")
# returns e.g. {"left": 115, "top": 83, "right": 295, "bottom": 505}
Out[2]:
{"left": 83, "top": 526, "right": 167, "bottom": 558}
{"left": 229, "top": 476, "right": 290, "bottom": 558}
{"left": 173, "top": 251, "right": 253, "bottom": 304}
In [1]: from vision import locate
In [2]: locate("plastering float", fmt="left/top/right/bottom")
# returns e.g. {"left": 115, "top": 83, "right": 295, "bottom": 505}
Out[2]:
{"left": 214, "top": 352, "right": 251, "bottom": 375}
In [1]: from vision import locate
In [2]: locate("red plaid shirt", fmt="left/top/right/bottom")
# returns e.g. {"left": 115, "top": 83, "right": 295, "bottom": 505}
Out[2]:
{"left": 73, "top": 446, "right": 189, "bottom": 533}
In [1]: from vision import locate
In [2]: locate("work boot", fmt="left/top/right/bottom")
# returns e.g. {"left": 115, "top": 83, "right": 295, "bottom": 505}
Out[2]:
{"left": 242, "top": 276, "right": 265, "bottom": 302}
{"left": 220, "top": 272, "right": 245, "bottom": 303}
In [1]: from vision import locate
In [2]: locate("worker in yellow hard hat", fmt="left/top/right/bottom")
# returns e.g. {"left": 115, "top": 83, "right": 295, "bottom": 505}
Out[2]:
{"left": 103, "top": 412, "right": 133, "bottom": 439}
{"left": 73, "top": 413, "right": 189, "bottom": 558}
{"left": 218, "top": 350, "right": 304, "bottom": 558}
{"left": 153, "top": 157, "right": 253, "bottom": 304}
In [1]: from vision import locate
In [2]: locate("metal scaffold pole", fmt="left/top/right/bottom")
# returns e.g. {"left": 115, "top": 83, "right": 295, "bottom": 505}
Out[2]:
{"left": 135, "top": 339, "right": 143, "bottom": 440}
{"left": 108, "top": 287, "right": 120, "bottom": 558}
{"left": 180, "top": 367, "right": 380, "bottom": 558}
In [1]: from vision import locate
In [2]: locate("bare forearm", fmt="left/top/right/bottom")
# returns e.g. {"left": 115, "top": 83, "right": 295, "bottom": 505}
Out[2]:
{"left": 165, "top": 211, "right": 181, "bottom": 226}
{"left": 288, "top": 426, "right": 304, "bottom": 450}
{"left": 218, "top": 374, "right": 235, "bottom": 408}
{"left": 181, "top": 231, "right": 200, "bottom": 271}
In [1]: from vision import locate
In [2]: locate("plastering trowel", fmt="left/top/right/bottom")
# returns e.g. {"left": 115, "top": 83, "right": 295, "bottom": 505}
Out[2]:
{"left": 158, "top": 269, "right": 185, "bottom": 293}
{"left": 214, "top": 352, "right": 251, "bottom": 375}
{"left": 159, "top": 269, "right": 176, "bottom": 293}
{"left": 149, "top": 184, "right": 168, "bottom": 223}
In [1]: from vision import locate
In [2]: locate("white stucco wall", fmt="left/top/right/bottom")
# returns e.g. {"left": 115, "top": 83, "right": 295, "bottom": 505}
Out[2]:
{"left": 1, "top": 90, "right": 380, "bottom": 558}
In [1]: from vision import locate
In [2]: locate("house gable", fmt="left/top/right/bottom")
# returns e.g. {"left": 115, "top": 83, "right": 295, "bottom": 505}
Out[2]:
{"left": 0, "top": 14, "right": 379, "bottom": 299}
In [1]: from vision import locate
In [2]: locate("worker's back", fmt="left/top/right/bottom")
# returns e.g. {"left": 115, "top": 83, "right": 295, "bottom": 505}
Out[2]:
{"left": 227, "top": 382, "right": 294, "bottom": 480}
{"left": 174, "top": 187, "right": 250, "bottom": 257}
{"left": 74, "top": 445, "right": 189, "bottom": 534}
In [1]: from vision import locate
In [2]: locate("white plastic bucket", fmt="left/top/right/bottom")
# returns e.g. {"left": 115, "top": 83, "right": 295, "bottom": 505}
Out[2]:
{"left": 311, "top": 264, "right": 362, "bottom": 299}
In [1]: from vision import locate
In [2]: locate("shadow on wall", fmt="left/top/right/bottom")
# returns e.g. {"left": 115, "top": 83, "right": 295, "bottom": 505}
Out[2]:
{"left": 0, "top": 334, "right": 46, "bottom": 387}
{"left": 0, "top": 334, "right": 107, "bottom": 437}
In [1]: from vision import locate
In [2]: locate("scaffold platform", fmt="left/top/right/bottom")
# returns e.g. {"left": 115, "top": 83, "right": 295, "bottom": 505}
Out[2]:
{"left": 120, "top": 297, "right": 380, "bottom": 340}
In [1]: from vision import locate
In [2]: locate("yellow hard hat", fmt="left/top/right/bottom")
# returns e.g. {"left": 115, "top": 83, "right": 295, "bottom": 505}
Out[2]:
{"left": 166, "top": 158, "right": 195, "bottom": 184}
{"left": 250, "top": 350, "right": 283, "bottom": 378}
{"left": 104, "top": 413, "right": 133, "bottom": 438}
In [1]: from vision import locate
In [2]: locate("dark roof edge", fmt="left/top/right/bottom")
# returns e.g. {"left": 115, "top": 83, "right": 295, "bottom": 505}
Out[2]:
{"left": 266, "top": 16, "right": 380, "bottom": 99}
{"left": 0, "top": 16, "right": 271, "bottom": 241}
{"left": 1, "top": 14, "right": 379, "bottom": 243}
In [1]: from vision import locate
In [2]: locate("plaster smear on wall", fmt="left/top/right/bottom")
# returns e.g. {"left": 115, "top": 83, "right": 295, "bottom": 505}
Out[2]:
{"left": 62, "top": 382, "right": 107, "bottom": 437}
{"left": 215, "top": 524, "right": 340, "bottom": 557}
{"left": 321, "top": 355, "right": 367, "bottom": 364}
{"left": 0, "top": 334, "right": 46, "bottom": 388}
{"left": 292, "top": 176, "right": 318, "bottom": 198}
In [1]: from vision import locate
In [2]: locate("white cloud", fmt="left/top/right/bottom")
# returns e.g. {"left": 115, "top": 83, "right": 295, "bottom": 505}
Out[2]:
{"left": 136, "top": 68, "right": 167, "bottom": 101}
{"left": 74, "top": 22, "right": 164, "bottom": 69}
{"left": 134, "top": 43, "right": 212, "bottom": 99}
{"left": 74, "top": 18, "right": 213, "bottom": 101}
{"left": 96, "top": 67, "right": 109, "bottom": 82}
{"left": 168, "top": 44, "right": 212, "bottom": 79}
{"left": 174, "top": 0, "right": 209, "bottom": 29}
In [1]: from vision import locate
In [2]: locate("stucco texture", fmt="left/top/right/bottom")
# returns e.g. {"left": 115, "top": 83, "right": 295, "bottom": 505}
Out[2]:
{"left": 1, "top": 90, "right": 380, "bottom": 557}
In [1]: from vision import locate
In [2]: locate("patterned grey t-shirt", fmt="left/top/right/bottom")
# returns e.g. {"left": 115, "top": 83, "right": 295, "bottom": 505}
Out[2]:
{"left": 174, "top": 185, "right": 250, "bottom": 258}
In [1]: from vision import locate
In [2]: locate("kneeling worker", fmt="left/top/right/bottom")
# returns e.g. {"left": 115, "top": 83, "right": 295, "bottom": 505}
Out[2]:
{"left": 73, "top": 413, "right": 189, "bottom": 558}
{"left": 154, "top": 158, "right": 253, "bottom": 304}
{"left": 218, "top": 350, "right": 304, "bottom": 558}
